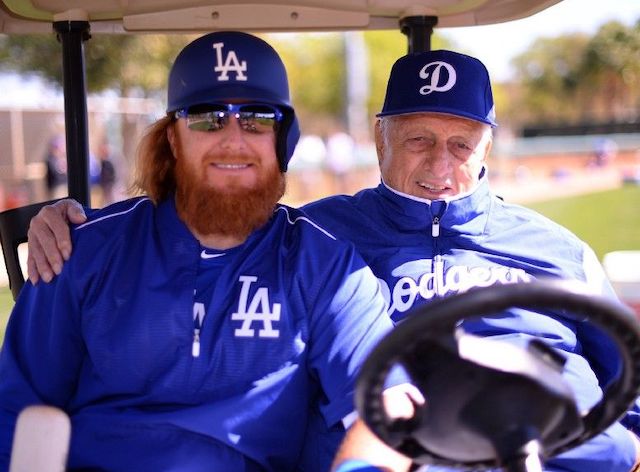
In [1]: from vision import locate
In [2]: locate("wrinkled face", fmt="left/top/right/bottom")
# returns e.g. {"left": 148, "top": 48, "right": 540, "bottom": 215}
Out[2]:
{"left": 376, "top": 113, "right": 492, "bottom": 200}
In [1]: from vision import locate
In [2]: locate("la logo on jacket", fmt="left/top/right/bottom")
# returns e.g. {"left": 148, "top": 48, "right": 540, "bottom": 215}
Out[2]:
{"left": 231, "top": 275, "right": 281, "bottom": 338}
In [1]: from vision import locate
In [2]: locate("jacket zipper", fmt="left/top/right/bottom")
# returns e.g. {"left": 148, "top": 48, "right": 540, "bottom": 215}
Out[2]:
{"left": 431, "top": 203, "right": 446, "bottom": 297}
{"left": 192, "top": 302, "right": 205, "bottom": 358}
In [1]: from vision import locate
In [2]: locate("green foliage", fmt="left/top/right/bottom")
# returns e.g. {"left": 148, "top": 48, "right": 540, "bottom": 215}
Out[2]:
{"left": 269, "top": 32, "right": 346, "bottom": 131}
{"left": 510, "top": 19, "right": 640, "bottom": 128}
{"left": 510, "top": 33, "right": 591, "bottom": 125}
{"left": 0, "top": 34, "right": 132, "bottom": 92}
{"left": 268, "top": 30, "right": 451, "bottom": 134}
{"left": 0, "top": 34, "right": 65, "bottom": 87}
{"left": 115, "top": 34, "right": 191, "bottom": 95}
{"left": 581, "top": 21, "right": 640, "bottom": 123}
{"left": 0, "top": 33, "right": 188, "bottom": 96}
{"left": 363, "top": 30, "right": 407, "bottom": 119}
{"left": 526, "top": 185, "right": 640, "bottom": 260}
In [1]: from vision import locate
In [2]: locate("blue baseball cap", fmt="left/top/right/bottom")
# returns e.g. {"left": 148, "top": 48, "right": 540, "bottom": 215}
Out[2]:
{"left": 377, "top": 50, "right": 497, "bottom": 127}
{"left": 167, "top": 31, "right": 300, "bottom": 171}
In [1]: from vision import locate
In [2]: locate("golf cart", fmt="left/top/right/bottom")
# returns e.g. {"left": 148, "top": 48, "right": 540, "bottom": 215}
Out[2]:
{"left": 1, "top": 1, "right": 640, "bottom": 471}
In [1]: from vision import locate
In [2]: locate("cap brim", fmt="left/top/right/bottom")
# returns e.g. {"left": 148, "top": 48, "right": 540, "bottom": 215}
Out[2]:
{"left": 376, "top": 107, "right": 497, "bottom": 127}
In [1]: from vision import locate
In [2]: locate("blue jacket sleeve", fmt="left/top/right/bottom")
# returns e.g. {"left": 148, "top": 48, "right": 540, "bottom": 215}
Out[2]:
{"left": 306, "top": 244, "right": 392, "bottom": 428}
{"left": 297, "top": 244, "right": 393, "bottom": 472}
{"left": 0, "top": 270, "right": 84, "bottom": 470}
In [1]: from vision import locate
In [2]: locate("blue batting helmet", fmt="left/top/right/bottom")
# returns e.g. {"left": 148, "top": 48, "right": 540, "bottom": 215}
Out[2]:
{"left": 378, "top": 50, "right": 497, "bottom": 127}
{"left": 167, "top": 31, "right": 300, "bottom": 171}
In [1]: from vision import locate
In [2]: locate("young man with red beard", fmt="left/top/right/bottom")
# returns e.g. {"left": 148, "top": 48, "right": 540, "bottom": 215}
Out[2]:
{"left": 0, "top": 31, "right": 396, "bottom": 472}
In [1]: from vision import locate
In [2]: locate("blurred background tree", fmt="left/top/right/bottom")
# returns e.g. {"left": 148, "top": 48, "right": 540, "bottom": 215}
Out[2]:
{"left": 507, "top": 19, "right": 640, "bottom": 129}
{"left": 0, "top": 33, "right": 187, "bottom": 96}
{"left": 580, "top": 19, "right": 640, "bottom": 123}
{"left": 0, "top": 33, "right": 189, "bottom": 160}
{"left": 509, "top": 33, "right": 591, "bottom": 126}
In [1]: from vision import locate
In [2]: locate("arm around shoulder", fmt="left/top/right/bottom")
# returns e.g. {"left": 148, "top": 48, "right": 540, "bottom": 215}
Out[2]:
{"left": 27, "top": 199, "right": 87, "bottom": 284}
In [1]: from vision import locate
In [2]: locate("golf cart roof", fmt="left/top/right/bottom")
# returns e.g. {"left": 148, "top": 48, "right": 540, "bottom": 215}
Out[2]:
{"left": 1, "top": 0, "right": 562, "bottom": 34}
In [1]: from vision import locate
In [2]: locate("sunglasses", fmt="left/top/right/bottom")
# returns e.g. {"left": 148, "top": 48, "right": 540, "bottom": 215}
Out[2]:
{"left": 175, "top": 103, "right": 283, "bottom": 134}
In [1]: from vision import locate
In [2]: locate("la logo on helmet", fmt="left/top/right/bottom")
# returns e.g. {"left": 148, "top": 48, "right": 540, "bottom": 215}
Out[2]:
{"left": 212, "top": 42, "right": 248, "bottom": 82}
{"left": 418, "top": 61, "right": 457, "bottom": 95}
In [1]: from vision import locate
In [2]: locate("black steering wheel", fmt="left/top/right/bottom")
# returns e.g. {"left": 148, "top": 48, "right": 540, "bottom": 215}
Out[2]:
{"left": 356, "top": 279, "right": 640, "bottom": 471}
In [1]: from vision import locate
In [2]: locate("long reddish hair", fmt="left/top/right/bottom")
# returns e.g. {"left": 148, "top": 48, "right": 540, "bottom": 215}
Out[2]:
{"left": 130, "top": 116, "right": 176, "bottom": 203}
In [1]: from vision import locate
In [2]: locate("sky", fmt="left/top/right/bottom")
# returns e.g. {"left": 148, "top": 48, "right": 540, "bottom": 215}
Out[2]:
{"left": 440, "top": 0, "right": 640, "bottom": 81}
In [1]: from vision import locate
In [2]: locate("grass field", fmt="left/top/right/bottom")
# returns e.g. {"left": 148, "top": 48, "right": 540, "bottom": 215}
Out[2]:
{"left": 525, "top": 185, "right": 640, "bottom": 260}
{"left": 0, "top": 185, "right": 638, "bottom": 346}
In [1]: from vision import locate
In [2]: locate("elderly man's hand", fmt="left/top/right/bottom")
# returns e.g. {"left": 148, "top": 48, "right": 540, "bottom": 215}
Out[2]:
{"left": 27, "top": 199, "right": 86, "bottom": 284}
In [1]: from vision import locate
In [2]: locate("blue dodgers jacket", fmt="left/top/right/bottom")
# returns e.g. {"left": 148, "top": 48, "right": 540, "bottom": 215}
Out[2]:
{"left": 304, "top": 171, "right": 640, "bottom": 472}
{"left": 0, "top": 197, "right": 394, "bottom": 472}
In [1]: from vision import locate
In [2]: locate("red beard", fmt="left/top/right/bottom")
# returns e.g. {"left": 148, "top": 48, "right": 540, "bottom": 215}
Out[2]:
{"left": 174, "top": 148, "right": 285, "bottom": 240}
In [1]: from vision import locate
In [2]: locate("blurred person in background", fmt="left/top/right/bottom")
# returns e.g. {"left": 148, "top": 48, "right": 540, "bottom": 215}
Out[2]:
{"left": 325, "top": 129, "right": 356, "bottom": 194}
{"left": 95, "top": 140, "right": 118, "bottom": 205}
{"left": 44, "top": 135, "right": 67, "bottom": 200}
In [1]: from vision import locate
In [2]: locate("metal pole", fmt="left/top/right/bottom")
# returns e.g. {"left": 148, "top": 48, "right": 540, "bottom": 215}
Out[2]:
{"left": 52, "top": 20, "right": 91, "bottom": 205}
{"left": 399, "top": 16, "right": 438, "bottom": 53}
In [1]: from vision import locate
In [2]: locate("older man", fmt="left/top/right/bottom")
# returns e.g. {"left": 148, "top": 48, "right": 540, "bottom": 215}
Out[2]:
{"left": 24, "top": 49, "right": 640, "bottom": 471}
{"left": 321, "top": 51, "right": 640, "bottom": 471}
{"left": 0, "top": 31, "right": 396, "bottom": 472}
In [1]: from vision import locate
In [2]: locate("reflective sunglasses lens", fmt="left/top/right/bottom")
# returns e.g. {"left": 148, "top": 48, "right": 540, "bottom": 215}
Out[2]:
{"left": 181, "top": 104, "right": 281, "bottom": 133}
{"left": 186, "top": 114, "right": 224, "bottom": 132}
{"left": 237, "top": 105, "right": 279, "bottom": 132}
{"left": 185, "top": 104, "right": 227, "bottom": 132}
